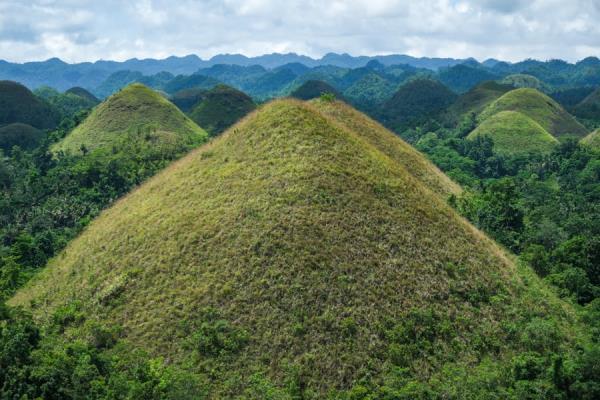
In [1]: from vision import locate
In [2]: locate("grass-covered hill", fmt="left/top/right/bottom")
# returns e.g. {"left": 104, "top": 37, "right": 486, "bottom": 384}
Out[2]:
{"left": 467, "top": 110, "right": 559, "bottom": 156}
{"left": 0, "top": 80, "right": 60, "bottom": 130}
{"left": 572, "top": 87, "right": 600, "bottom": 121}
{"left": 581, "top": 129, "right": 600, "bottom": 149}
{"left": 65, "top": 86, "right": 100, "bottom": 103}
{"left": 380, "top": 78, "right": 457, "bottom": 131}
{"left": 188, "top": 84, "right": 257, "bottom": 136}
{"left": 290, "top": 79, "right": 343, "bottom": 100}
{"left": 12, "top": 99, "right": 587, "bottom": 398}
{"left": 479, "top": 88, "right": 588, "bottom": 140}
{"left": 52, "top": 83, "right": 207, "bottom": 155}
{"left": 0, "top": 122, "right": 44, "bottom": 152}
{"left": 447, "top": 81, "right": 514, "bottom": 120}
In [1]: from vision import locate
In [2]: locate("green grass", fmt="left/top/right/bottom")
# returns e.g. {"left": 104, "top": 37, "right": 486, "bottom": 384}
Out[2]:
{"left": 448, "top": 81, "right": 514, "bottom": 119}
{"left": 188, "top": 84, "right": 256, "bottom": 136}
{"left": 11, "top": 99, "right": 586, "bottom": 397}
{"left": 581, "top": 129, "right": 600, "bottom": 149}
{"left": 467, "top": 110, "right": 559, "bottom": 155}
{"left": 0, "top": 80, "right": 60, "bottom": 130}
{"left": 52, "top": 83, "right": 207, "bottom": 155}
{"left": 310, "top": 98, "right": 461, "bottom": 197}
{"left": 479, "top": 88, "right": 588, "bottom": 140}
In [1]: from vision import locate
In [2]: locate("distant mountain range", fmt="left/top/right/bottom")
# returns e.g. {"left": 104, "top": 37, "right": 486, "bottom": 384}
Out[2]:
{"left": 0, "top": 53, "right": 492, "bottom": 91}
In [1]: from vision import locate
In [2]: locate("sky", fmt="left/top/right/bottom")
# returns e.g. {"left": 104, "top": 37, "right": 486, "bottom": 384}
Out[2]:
{"left": 0, "top": 0, "right": 599, "bottom": 63}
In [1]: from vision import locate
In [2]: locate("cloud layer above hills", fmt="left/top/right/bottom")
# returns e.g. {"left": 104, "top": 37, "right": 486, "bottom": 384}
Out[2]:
{"left": 0, "top": 0, "right": 598, "bottom": 62}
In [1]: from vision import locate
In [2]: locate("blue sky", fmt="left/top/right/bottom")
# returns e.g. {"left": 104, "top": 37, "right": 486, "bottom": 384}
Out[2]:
{"left": 0, "top": 0, "right": 599, "bottom": 63}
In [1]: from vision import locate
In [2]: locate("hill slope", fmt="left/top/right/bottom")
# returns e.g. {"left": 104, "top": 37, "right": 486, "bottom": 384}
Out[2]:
{"left": 188, "top": 84, "right": 256, "bottom": 136}
{"left": 52, "top": 83, "right": 207, "bottom": 155}
{"left": 581, "top": 129, "right": 600, "bottom": 149}
{"left": 310, "top": 98, "right": 461, "bottom": 197}
{"left": 13, "top": 99, "right": 582, "bottom": 397}
{"left": 573, "top": 87, "right": 600, "bottom": 120}
{"left": 448, "top": 81, "right": 514, "bottom": 119}
{"left": 0, "top": 80, "right": 60, "bottom": 129}
{"left": 479, "top": 88, "right": 588, "bottom": 140}
{"left": 467, "top": 110, "right": 559, "bottom": 155}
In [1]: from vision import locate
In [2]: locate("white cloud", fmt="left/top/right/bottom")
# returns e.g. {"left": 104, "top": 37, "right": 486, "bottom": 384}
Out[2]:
{"left": 0, "top": 0, "right": 598, "bottom": 63}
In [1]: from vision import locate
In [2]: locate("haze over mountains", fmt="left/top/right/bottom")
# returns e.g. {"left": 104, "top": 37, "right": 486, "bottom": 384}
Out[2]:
{"left": 2, "top": 53, "right": 600, "bottom": 95}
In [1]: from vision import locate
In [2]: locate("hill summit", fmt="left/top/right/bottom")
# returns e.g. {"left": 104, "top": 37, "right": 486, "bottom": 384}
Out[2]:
{"left": 479, "top": 88, "right": 588, "bottom": 140}
{"left": 380, "top": 78, "right": 457, "bottom": 130}
{"left": 0, "top": 80, "right": 60, "bottom": 130}
{"left": 467, "top": 110, "right": 559, "bottom": 155}
{"left": 13, "top": 99, "right": 582, "bottom": 397}
{"left": 52, "top": 83, "right": 207, "bottom": 155}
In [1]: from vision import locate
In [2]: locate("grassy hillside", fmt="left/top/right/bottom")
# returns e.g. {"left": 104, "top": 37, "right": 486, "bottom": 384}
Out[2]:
{"left": 581, "top": 129, "right": 600, "bottom": 149}
{"left": 0, "top": 122, "right": 44, "bottom": 152}
{"left": 467, "top": 111, "right": 559, "bottom": 155}
{"left": 12, "top": 99, "right": 586, "bottom": 398}
{"left": 290, "top": 80, "right": 343, "bottom": 100}
{"left": 380, "top": 78, "right": 457, "bottom": 130}
{"left": 310, "top": 98, "right": 461, "bottom": 197}
{"left": 0, "top": 80, "right": 60, "bottom": 129}
{"left": 52, "top": 83, "right": 207, "bottom": 155}
{"left": 479, "top": 88, "right": 588, "bottom": 140}
{"left": 188, "top": 84, "right": 256, "bottom": 136}
{"left": 448, "top": 81, "right": 514, "bottom": 119}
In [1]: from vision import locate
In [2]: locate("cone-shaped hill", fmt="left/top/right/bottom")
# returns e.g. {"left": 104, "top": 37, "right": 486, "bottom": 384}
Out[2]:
{"left": 12, "top": 100, "right": 582, "bottom": 397}
{"left": 447, "top": 81, "right": 514, "bottom": 119}
{"left": 290, "top": 80, "right": 343, "bottom": 100}
{"left": 581, "top": 129, "right": 600, "bottom": 149}
{"left": 0, "top": 80, "right": 60, "bottom": 129}
{"left": 0, "top": 122, "right": 44, "bottom": 152}
{"left": 65, "top": 86, "right": 100, "bottom": 104}
{"left": 380, "top": 78, "right": 457, "bottom": 131}
{"left": 467, "top": 111, "right": 559, "bottom": 155}
{"left": 479, "top": 88, "right": 588, "bottom": 140}
{"left": 573, "top": 87, "right": 600, "bottom": 120}
{"left": 188, "top": 84, "right": 257, "bottom": 136}
{"left": 52, "top": 83, "right": 207, "bottom": 155}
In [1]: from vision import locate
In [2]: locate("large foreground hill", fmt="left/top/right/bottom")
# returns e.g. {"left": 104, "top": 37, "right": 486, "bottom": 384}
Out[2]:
{"left": 12, "top": 99, "right": 588, "bottom": 397}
